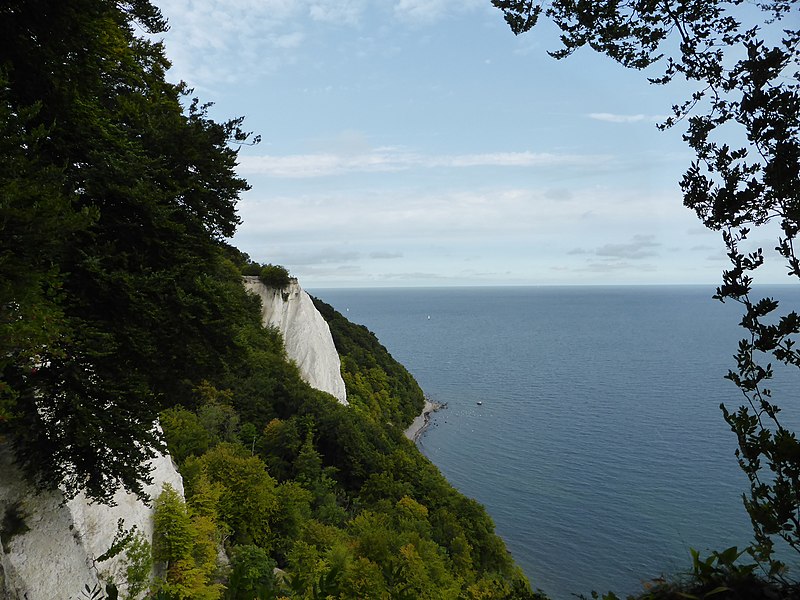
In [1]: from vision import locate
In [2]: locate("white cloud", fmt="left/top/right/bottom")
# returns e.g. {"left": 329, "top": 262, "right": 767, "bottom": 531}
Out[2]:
{"left": 154, "top": 0, "right": 368, "bottom": 87}
{"left": 393, "top": 0, "right": 446, "bottom": 23}
{"left": 153, "top": 0, "right": 306, "bottom": 86}
{"left": 237, "top": 149, "right": 610, "bottom": 177}
{"left": 588, "top": 113, "right": 669, "bottom": 124}
{"left": 281, "top": 248, "right": 362, "bottom": 265}
{"left": 429, "top": 152, "right": 597, "bottom": 168}
{"left": 155, "top": 0, "right": 482, "bottom": 88}
{"left": 272, "top": 32, "right": 305, "bottom": 49}
{"left": 589, "top": 113, "right": 647, "bottom": 123}
{"left": 568, "top": 235, "right": 662, "bottom": 260}
{"left": 573, "top": 259, "right": 659, "bottom": 273}
{"left": 238, "top": 152, "right": 402, "bottom": 178}
{"left": 231, "top": 181, "right": 724, "bottom": 286}
{"left": 382, "top": 271, "right": 458, "bottom": 280}
{"left": 308, "top": 0, "right": 366, "bottom": 25}
{"left": 234, "top": 185, "right": 685, "bottom": 249}
{"left": 393, "top": 0, "right": 484, "bottom": 23}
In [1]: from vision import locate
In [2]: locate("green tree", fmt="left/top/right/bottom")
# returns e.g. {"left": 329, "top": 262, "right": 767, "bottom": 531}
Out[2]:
{"left": 391, "top": 541, "right": 460, "bottom": 600}
{"left": 152, "top": 483, "right": 222, "bottom": 600}
{"left": 225, "top": 545, "right": 277, "bottom": 600}
{"left": 295, "top": 431, "right": 323, "bottom": 484}
{"left": 493, "top": 0, "right": 800, "bottom": 573}
{"left": 259, "top": 263, "right": 292, "bottom": 288}
{"left": 259, "top": 418, "right": 303, "bottom": 481}
{"left": 122, "top": 531, "right": 153, "bottom": 600}
{"left": 197, "top": 443, "right": 280, "bottom": 548}
{"left": 273, "top": 481, "right": 313, "bottom": 559}
{"left": 160, "top": 407, "right": 213, "bottom": 465}
{"left": 394, "top": 496, "right": 432, "bottom": 539}
{"left": 0, "top": 77, "right": 93, "bottom": 424}
{"left": 284, "top": 540, "right": 331, "bottom": 597}
{"left": 195, "top": 382, "right": 240, "bottom": 446}
{"left": 349, "top": 511, "right": 395, "bottom": 567}
{"left": 0, "top": 0, "right": 255, "bottom": 502}
{"left": 338, "top": 557, "right": 388, "bottom": 599}
{"left": 153, "top": 484, "right": 194, "bottom": 569}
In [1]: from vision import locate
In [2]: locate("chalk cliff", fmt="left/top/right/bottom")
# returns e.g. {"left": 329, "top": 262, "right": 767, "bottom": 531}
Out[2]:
{"left": 243, "top": 276, "right": 347, "bottom": 405}
{"left": 0, "top": 276, "right": 344, "bottom": 600}
{"left": 0, "top": 444, "right": 183, "bottom": 600}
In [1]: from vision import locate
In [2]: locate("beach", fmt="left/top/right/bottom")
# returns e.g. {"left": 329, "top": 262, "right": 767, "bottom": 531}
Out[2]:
{"left": 404, "top": 398, "right": 444, "bottom": 443}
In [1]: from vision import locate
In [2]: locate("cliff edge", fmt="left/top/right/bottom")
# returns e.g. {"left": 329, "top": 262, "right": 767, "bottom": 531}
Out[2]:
{"left": 243, "top": 276, "right": 347, "bottom": 405}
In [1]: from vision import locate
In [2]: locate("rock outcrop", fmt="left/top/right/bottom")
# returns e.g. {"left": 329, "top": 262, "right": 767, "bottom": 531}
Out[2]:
{"left": 0, "top": 444, "right": 183, "bottom": 600}
{"left": 243, "top": 276, "right": 347, "bottom": 405}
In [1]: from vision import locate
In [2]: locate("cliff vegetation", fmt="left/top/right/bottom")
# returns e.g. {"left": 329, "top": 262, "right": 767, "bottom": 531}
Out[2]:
{"left": 312, "top": 297, "right": 426, "bottom": 429}
{"left": 0, "top": 1, "right": 538, "bottom": 597}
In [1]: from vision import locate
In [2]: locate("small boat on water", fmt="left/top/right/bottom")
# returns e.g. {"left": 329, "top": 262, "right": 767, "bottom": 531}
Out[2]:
{"left": 476, "top": 401, "right": 482, "bottom": 406}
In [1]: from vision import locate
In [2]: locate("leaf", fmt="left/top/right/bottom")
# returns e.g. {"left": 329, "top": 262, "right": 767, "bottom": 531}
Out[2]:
{"left": 716, "top": 545, "right": 739, "bottom": 565}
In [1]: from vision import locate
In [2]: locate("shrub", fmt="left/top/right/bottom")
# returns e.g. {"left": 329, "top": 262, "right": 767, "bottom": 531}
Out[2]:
{"left": 258, "top": 264, "right": 291, "bottom": 288}
{"left": 240, "top": 262, "right": 262, "bottom": 276}
{"left": 225, "top": 545, "right": 277, "bottom": 599}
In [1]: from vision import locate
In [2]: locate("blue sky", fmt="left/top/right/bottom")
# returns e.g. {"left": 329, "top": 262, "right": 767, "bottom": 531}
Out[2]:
{"left": 152, "top": 0, "right": 785, "bottom": 287}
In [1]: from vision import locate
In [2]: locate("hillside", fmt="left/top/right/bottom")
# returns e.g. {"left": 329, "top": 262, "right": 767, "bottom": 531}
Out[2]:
{"left": 0, "top": 1, "right": 540, "bottom": 597}
{"left": 312, "top": 296, "right": 426, "bottom": 429}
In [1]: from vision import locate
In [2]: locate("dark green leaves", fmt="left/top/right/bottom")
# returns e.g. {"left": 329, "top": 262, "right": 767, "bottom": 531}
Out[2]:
{"left": 491, "top": 1, "right": 542, "bottom": 35}
{"left": 0, "top": 0, "right": 256, "bottom": 502}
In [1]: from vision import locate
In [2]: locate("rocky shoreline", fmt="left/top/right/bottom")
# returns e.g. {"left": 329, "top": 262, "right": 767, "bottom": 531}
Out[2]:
{"left": 404, "top": 398, "right": 445, "bottom": 443}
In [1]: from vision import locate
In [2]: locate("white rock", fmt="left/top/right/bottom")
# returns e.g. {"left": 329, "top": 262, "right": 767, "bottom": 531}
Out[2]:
{"left": 0, "top": 443, "right": 183, "bottom": 600}
{"left": 243, "top": 276, "right": 347, "bottom": 405}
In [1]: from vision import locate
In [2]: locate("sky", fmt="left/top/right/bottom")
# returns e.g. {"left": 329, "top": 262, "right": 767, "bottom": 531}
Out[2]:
{"left": 151, "top": 0, "right": 788, "bottom": 288}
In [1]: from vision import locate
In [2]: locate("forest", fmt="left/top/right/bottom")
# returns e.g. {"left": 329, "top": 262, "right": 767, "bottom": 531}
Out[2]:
{"left": 0, "top": 1, "right": 537, "bottom": 598}
{"left": 2, "top": 0, "right": 799, "bottom": 598}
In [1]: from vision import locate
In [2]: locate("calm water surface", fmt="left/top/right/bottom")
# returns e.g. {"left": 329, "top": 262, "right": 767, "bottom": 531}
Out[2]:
{"left": 312, "top": 285, "right": 800, "bottom": 599}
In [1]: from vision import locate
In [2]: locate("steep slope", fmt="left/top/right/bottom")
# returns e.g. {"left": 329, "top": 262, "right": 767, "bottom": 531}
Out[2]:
{"left": 243, "top": 276, "right": 347, "bottom": 405}
{"left": 0, "top": 445, "right": 183, "bottom": 600}
{"left": 312, "top": 295, "right": 425, "bottom": 427}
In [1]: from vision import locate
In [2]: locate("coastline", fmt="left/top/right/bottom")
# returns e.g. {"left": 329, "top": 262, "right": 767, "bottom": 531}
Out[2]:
{"left": 404, "top": 398, "right": 445, "bottom": 443}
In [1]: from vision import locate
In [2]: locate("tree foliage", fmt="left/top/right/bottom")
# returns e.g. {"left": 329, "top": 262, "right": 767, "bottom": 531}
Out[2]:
{"left": 493, "top": 0, "right": 800, "bottom": 573}
{"left": 0, "top": 0, "right": 255, "bottom": 502}
{"left": 1, "top": 0, "right": 548, "bottom": 596}
{"left": 313, "top": 296, "right": 426, "bottom": 428}
{"left": 160, "top": 378, "right": 542, "bottom": 598}
{"left": 152, "top": 483, "right": 222, "bottom": 600}
{"left": 259, "top": 263, "right": 293, "bottom": 288}
{"left": 225, "top": 544, "right": 277, "bottom": 599}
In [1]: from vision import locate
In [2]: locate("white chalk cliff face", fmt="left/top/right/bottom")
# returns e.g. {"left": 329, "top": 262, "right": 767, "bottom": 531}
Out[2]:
{"left": 243, "top": 276, "right": 347, "bottom": 405}
{"left": 0, "top": 444, "right": 183, "bottom": 600}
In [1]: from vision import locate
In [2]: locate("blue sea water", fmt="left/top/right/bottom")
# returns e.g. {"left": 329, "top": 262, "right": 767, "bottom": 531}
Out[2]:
{"left": 311, "top": 285, "right": 800, "bottom": 600}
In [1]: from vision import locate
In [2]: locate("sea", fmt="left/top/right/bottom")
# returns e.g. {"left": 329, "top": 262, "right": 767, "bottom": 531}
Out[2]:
{"left": 310, "top": 285, "right": 800, "bottom": 600}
